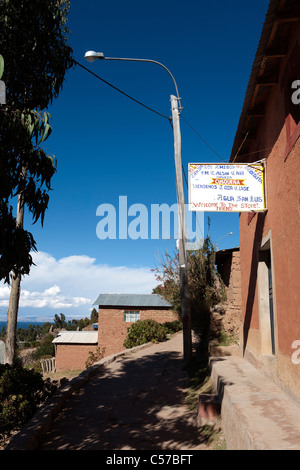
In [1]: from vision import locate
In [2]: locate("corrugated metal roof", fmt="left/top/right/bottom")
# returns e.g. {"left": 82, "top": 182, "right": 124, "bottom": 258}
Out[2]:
{"left": 93, "top": 293, "right": 172, "bottom": 308}
{"left": 52, "top": 331, "right": 98, "bottom": 344}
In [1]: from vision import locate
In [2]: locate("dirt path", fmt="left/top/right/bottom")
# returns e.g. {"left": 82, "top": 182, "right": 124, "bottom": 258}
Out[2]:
{"left": 37, "top": 333, "right": 212, "bottom": 450}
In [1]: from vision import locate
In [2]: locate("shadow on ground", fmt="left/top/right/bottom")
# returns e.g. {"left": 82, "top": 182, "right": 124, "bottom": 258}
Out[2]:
{"left": 38, "top": 346, "right": 210, "bottom": 450}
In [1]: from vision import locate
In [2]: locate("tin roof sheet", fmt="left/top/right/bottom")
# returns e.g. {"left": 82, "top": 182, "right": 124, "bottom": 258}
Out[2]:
{"left": 52, "top": 331, "right": 98, "bottom": 344}
{"left": 93, "top": 293, "right": 172, "bottom": 308}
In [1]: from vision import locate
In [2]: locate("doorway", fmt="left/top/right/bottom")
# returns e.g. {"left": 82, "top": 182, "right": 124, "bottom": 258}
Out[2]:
{"left": 258, "top": 241, "right": 276, "bottom": 355}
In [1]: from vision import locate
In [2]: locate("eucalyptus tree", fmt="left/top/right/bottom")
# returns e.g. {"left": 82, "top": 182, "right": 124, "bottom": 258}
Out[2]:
{"left": 0, "top": 0, "right": 73, "bottom": 363}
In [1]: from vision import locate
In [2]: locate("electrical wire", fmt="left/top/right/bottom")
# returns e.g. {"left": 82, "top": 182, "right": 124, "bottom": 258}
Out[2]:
{"left": 75, "top": 59, "right": 227, "bottom": 243}
{"left": 231, "top": 131, "right": 249, "bottom": 163}
{"left": 74, "top": 60, "right": 172, "bottom": 124}
{"left": 182, "top": 163, "right": 204, "bottom": 240}
{"left": 181, "top": 116, "right": 274, "bottom": 163}
{"left": 75, "top": 60, "right": 274, "bottom": 166}
{"left": 180, "top": 114, "right": 227, "bottom": 162}
{"left": 235, "top": 146, "right": 273, "bottom": 160}
{"left": 75, "top": 60, "right": 232, "bottom": 161}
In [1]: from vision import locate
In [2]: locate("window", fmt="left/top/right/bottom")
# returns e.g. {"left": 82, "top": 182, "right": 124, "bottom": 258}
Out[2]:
{"left": 123, "top": 311, "right": 140, "bottom": 322}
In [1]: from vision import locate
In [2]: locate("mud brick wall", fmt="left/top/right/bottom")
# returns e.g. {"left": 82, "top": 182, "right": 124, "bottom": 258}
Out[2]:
{"left": 98, "top": 307, "right": 178, "bottom": 357}
{"left": 55, "top": 344, "right": 99, "bottom": 372}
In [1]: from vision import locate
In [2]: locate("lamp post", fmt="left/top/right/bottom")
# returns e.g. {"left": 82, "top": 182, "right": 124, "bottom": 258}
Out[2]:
{"left": 84, "top": 51, "right": 192, "bottom": 364}
{"left": 215, "top": 232, "right": 233, "bottom": 250}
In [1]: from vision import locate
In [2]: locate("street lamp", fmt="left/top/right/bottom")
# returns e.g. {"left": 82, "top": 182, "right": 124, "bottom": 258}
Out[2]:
{"left": 84, "top": 50, "right": 192, "bottom": 364}
{"left": 215, "top": 232, "right": 233, "bottom": 250}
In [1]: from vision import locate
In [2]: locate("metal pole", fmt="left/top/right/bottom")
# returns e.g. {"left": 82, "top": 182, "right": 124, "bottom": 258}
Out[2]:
{"left": 170, "top": 95, "right": 192, "bottom": 365}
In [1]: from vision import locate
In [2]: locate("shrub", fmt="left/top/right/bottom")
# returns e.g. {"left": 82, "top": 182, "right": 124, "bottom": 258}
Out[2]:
{"left": 162, "top": 320, "right": 182, "bottom": 334}
{"left": 152, "top": 234, "right": 226, "bottom": 358}
{"left": 32, "top": 334, "right": 54, "bottom": 360}
{"left": 0, "top": 362, "right": 58, "bottom": 437}
{"left": 124, "top": 319, "right": 168, "bottom": 349}
{"left": 85, "top": 347, "right": 106, "bottom": 368}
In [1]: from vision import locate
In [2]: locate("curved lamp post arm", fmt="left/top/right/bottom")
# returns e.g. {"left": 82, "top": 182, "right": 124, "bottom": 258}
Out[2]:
{"left": 105, "top": 57, "right": 181, "bottom": 102}
{"left": 84, "top": 51, "right": 181, "bottom": 103}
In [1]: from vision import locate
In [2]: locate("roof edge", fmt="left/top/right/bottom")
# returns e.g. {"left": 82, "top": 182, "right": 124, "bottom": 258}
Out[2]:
{"left": 230, "top": 0, "right": 282, "bottom": 161}
{"left": 93, "top": 293, "right": 173, "bottom": 308}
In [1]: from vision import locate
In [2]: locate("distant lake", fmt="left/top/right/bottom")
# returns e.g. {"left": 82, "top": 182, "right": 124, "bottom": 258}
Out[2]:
{"left": 0, "top": 321, "right": 52, "bottom": 331}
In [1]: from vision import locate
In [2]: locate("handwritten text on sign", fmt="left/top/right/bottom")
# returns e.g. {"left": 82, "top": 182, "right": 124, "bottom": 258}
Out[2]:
{"left": 188, "top": 163, "right": 266, "bottom": 212}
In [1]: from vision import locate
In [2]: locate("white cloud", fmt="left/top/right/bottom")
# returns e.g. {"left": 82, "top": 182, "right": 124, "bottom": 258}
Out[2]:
{"left": 0, "top": 285, "right": 10, "bottom": 299}
{"left": 0, "top": 251, "right": 157, "bottom": 319}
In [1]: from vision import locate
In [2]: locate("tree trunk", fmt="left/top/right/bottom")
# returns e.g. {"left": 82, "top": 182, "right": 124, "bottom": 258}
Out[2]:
{"left": 5, "top": 170, "right": 26, "bottom": 365}
{"left": 4, "top": 272, "right": 21, "bottom": 364}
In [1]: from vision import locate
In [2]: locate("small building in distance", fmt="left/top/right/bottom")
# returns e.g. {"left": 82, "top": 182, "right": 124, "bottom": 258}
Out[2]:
{"left": 53, "top": 293, "right": 177, "bottom": 371}
{"left": 53, "top": 331, "right": 98, "bottom": 372}
{"left": 94, "top": 293, "right": 177, "bottom": 358}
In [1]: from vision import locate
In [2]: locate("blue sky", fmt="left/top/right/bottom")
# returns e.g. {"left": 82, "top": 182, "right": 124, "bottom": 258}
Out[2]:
{"left": 0, "top": 0, "right": 270, "bottom": 322}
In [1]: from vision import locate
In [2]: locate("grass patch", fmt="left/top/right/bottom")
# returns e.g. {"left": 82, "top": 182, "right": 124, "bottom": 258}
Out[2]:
{"left": 185, "top": 356, "right": 227, "bottom": 450}
{"left": 43, "top": 369, "right": 83, "bottom": 382}
{"left": 218, "top": 327, "right": 238, "bottom": 346}
{"left": 201, "top": 421, "right": 227, "bottom": 450}
{"left": 185, "top": 357, "right": 214, "bottom": 411}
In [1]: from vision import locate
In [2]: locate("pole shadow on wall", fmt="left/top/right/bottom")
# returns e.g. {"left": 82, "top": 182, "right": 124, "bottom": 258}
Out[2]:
{"left": 243, "top": 212, "right": 265, "bottom": 355}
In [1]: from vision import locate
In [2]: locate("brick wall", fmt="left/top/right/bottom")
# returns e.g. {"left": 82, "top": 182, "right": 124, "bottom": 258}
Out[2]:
{"left": 55, "top": 344, "right": 99, "bottom": 372}
{"left": 98, "top": 307, "right": 178, "bottom": 357}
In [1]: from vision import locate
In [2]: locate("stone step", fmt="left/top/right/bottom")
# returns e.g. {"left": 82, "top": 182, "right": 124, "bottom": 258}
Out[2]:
{"left": 210, "top": 355, "right": 300, "bottom": 450}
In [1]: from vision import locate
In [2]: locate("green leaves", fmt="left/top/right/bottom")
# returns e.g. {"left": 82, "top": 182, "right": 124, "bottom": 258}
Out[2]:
{"left": 0, "top": 0, "right": 73, "bottom": 109}
{"left": 124, "top": 320, "right": 168, "bottom": 349}
{"left": 18, "top": 110, "right": 53, "bottom": 144}
{"left": 0, "top": 0, "right": 72, "bottom": 283}
{"left": 152, "top": 237, "right": 226, "bottom": 354}
{"left": 0, "top": 361, "right": 58, "bottom": 435}
{"left": 39, "top": 122, "right": 52, "bottom": 144}
{"left": 0, "top": 202, "right": 37, "bottom": 283}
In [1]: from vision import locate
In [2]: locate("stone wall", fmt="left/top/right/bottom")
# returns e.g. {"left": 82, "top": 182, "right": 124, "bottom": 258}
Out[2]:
{"left": 215, "top": 248, "right": 242, "bottom": 340}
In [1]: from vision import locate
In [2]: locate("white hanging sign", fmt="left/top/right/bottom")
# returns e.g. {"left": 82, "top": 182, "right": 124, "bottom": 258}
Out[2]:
{"left": 188, "top": 163, "right": 266, "bottom": 212}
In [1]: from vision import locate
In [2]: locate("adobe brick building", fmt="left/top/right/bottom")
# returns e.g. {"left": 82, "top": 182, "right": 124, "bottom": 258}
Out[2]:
{"left": 53, "top": 294, "right": 177, "bottom": 371}
{"left": 230, "top": 0, "right": 300, "bottom": 400}
{"left": 94, "top": 293, "right": 177, "bottom": 357}
{"left": 53, "top": 331, "right": 98, "bottom": 372}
